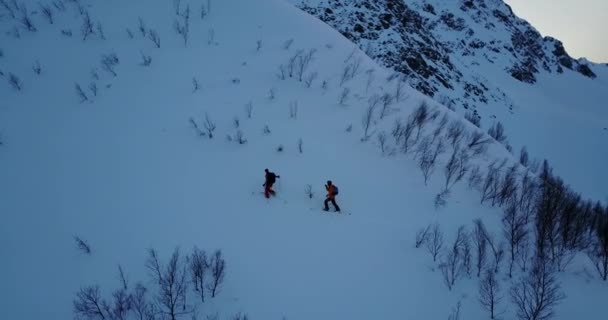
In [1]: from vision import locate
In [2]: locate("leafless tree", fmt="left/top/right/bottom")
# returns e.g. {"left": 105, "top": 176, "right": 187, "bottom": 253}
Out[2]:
{"left": 203, "top": 113, "right": 216, "bottom": 138}
{"left": 148, "top": 29, "right": 160, "bottom": 48}
{"left": 467, "top": 131, "right": 492, "bottom": 156}
{"left": 73, "top": 285, "right": 107, "bottom": 319}
{"left": 473, "top": 219, "right": 488, "bottom": 277}
{"left": 425, "top": 223, "right": 444, "bottom": 262}
{"left": 101, "top": 53, "right": 120, "bottom": 77}
{"left": 510, "top": 257, "right": 565, "bottom": 320}
{"left": 417, "top": 136, "right": 446, "bottom": 185}
{"left": 379, "top": 93, "right": 393, "bottom": 119}
{"left": 444, "top": 146, "right": 470, "bottom": 192}
{"left": 117, "top": 265, "right": 129, "bottom": 290}
{"left": 465, "top": 111, "right": 481, "bottom": 127}
{"left": 587, "top": 209, "right": 608, "bottom": 280}
{"left": 394, "top": 77, "right": 406, "bottom": 102}
{"left": 468, "top": 165, "right": 483, "bottom": 190}
{"left": 480, "top": 160, "right": 503, "bottom": 204}
{"left": 415, "top": 224, "right": 431, "bottom": 248}
{"left": 190, "top": 247, "right": 209, "bottom": 302}
{"left": 81, "top": 10, "right": 94, "bottom": 41}
{"left": 361, "top": 102, "right": 375, "bottom": 141}
{"left": 146, "top": 248, "right": 190, "bottom": 320}
{"left": 208, "top": 250, "right": 226, "bottom": 298}
{"left": 40, "top": 3, "right": 54, "bottom": 24}
{"left": 245, "top": 102, "right": 253, "bottom": 119}
{"left": 108, "top": 288, "right": 131, "bottom": 320}
{"left": 440, "top": 226, "right": 468, "bottom": 290}
{"left": 8, "top": 72, "right": 22, "bottom": 91}
{"left": 488, "top": 121, "right": 507, "bottom": 144}
{"left": 412, "top": 101, "right": 430, "bottom": 142}
{"left": 479, "top": 268, "right": 501, "bottom": 319}
{"left": 503, "top": 202, "right": 528, "bottom": 278}
{"left": 446, "top": 121, "right": 465, "bottom": 147}
{"left": 131, "top": 283, "right": 156, "bottom": 320}
{"left": 75, "top": 83, "right": 89, "bottom": 103}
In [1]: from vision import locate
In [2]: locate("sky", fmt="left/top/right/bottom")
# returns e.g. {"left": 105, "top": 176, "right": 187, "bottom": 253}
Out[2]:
{"left": 505, "top": 0, "right": 608, "bottom": 63}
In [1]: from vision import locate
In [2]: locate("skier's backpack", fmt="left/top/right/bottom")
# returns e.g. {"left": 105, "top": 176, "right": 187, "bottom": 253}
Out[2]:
{"left": 267, "top": 173, "right": 276, "bottom": 184}
{"left": 333, "top": 185, "right": 339, "bottom": 196}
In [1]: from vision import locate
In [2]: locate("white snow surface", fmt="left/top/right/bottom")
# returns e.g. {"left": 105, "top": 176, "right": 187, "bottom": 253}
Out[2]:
{"left": 0, "top": 0, "right": 606, "bottom": 319}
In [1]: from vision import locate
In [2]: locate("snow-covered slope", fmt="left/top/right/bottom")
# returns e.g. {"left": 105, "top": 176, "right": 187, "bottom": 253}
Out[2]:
{"left": 0, "top": 1, "right": 606, "bottom": 320}
{"left": 289, "top": 0, "right": 608, "bottom": 200}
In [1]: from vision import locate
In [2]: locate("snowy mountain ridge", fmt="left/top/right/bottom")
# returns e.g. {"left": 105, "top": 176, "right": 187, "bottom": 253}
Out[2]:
{"left": 290, "top": 0, "right": 602, "bottom": 107}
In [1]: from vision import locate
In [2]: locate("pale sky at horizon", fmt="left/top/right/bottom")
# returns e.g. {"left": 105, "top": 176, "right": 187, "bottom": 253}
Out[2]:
{"left": 505, "top": 0, "right": 608, "bottom": 63}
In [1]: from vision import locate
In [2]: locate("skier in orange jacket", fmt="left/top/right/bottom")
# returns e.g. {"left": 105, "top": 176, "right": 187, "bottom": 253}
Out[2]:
{"left": 323, "top": 180, "right": 341, "bottom": 212}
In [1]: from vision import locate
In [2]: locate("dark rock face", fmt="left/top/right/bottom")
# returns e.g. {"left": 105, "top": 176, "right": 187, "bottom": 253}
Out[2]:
{"left": 291, "top": 0, "right": 600, "bottom": 111}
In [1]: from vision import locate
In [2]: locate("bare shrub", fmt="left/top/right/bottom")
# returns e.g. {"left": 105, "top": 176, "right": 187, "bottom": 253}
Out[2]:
{"left": 40, "top": 3, "right": 54, "bottom": 24}
{"left": 101, "top": 53, "right": 120, "bottom": 77}
{"left": 425, "top": 223, "right": 444, "bottom": 262}
{"left": 394, "top": 78, "right": 406, "bottom": 102}
{"left": 146, "top": 248, "right": 191, "bottom": 320}
{"left": 448, "top": 301, "right": 462, "bottom": 320}
{"left": 140, "top": 52, "right": 152, "bottom": 66}
{"left": 488, "top": 121, "right": 507, "bottom": 144}
{"left": 479, "top": 268, "right": 501, "bottom": 319}
{"left": 203, "top": 113, "right": 216, "bottom": 138}
{"left": 305, "top": 184, "right": 314, "bottom": 199}
{"left": 295, "top": 49, "right": 316, "bottom": 82}
{"left": 417, "top": 136, "right": 446, "bottom": 185}
{"left": 245, "top": 102, "right": 253, "bottom": 119}
{"left": 173, "top": 4, "right": 190, "bottom": 46}
{"left": 440, "top": 226, "right": 469, "bottom": 290}
{"left": 192, "top": 77, "right": 200, "bottom": 92}
{"left": 81, "top": 10, "right": 94, "bottom": 41}
{"left": 379, "top": 93, "right": 393, "bottom": 119}
{"left": 189, "top": 118, "right": 205, "bottom": 137}
{"left": 234, "top": 130, "right": 247, "bottom": 144}
{"left": 138, "top": 17, "right": 147, "bottom": 37}
{"left": 268, "top": 88, "right": 276, "bottom": 101}
{"left": 338, "top": 87, "right": 350, "bottom": 105}
{"left": 32, "top": 60, "right": 42, "bottom": 75}
{"left": 256, "top": 40, "right": 262, "bottom": 52}
{"left": 74, "top": 235, "right": 91, "bottom": 254}
{"left": 298, "top": 138, "right": 303, "bottom": 154}
{"left": 587, "top": 209, "right": 608, "bottom": 280}
{"left": 73, "top": 285, "right": 106, "bottom": 319}
{"left": 446, "top": 121, "right": 465, "bottom": 146}
{"left": 148, "top": 29, "right": 161, "bottom": 48}
{"left": 89, "top": 82, "right": 97, "bottom": 97}
{"left": 263, "top": 125, "right": 271, "bottom": 135}
{"left": 132, "top": 283, "right": 157, "bottom": 320}
{"left": 75, "top": 83, "right": 89, "bottom": 102}
{"left": 126, "top": 28, "right": 134, "bottom": 39}
{"left": 304, "top": 72, "right": 318, "bottom": 88}
{"left": 465, "top": 111, "right": 481, "bottom": 127}
{"left": 377, "top": 131, "right": 387, "bottom": 154}
{"left": 96, "top": 22, "right": 105, "bottom": 40}
{"left": 510, "top": 257, "right": 565, "bottom": 320}
{"left": 8, "top": 72, "right": 22, "bottom": 91}
{"left": 468, "top": 165, "right": 483, "bottom": 190}
{"left": 19, "top": 5, "right": 37, "bottom": 32}
{"left": 289, "top": 101, "right": 298, "bottom": 119}
{"left": 0, "top": 0, "right": 15, "bottom": 18}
